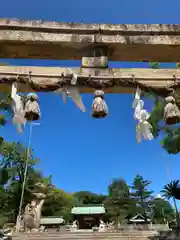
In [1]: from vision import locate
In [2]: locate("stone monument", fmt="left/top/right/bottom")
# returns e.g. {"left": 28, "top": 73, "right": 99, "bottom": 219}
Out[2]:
{"left": 23, "top": 182, "right": 49, "bottom": 232}
{"left": 70, "top": 220, "right": 78, "bottom": 232}
{"left": 98, "top": 220, "right": 106, "bottom": 232}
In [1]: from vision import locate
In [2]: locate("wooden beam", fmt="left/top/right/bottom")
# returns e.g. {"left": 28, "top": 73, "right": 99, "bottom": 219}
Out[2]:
{"left": 0, "top": 19, "right": 180, "bottom": 62}
{"left": 0, "top": 66, "right": 179, "bottom": 95}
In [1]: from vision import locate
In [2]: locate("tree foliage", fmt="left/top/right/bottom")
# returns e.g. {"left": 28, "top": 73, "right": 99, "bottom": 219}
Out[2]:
{"left": 131, "top": 174, "right": 153, "bottom": 201}
{"left": 104, "top": 179, "right": 136, "bottom": 224}
{"left": 148, "top": 62, "right": 160, "bottom": 69}
{"left": 131, "top": 175, "right": 153, "bottom": 221}
{"left": 147, "top": 62, "right": 180, "bottom": 154}
{"left": 0, "top": 141, "right": 176, "bottom": 227}
{"left": 42, "top": 188, "right": 73, "bottom": 221}
{"left": 73, "top": 191, "right": 106, "bottom": 205}
{"left": 152, "top": 198, "right": 174, "bottom": 223}
{"left": 161, "top": 181, "right": 180, "bottom": 227}
{"left": 161, "top": 180, "right": 180, "bottom": 201}
{"left": 0, "top": 93, "right": 12, "bottom": 127}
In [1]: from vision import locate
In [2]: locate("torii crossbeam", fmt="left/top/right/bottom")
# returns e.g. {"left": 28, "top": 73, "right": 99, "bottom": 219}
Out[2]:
{"left": 1, "top": 19, "right": 180, "bottom": 96}
{"left": 0, "top": 66, "right": 180, "bottom": 96}
{"left": 0, "top": 19, "right": 180, "bottom": 62}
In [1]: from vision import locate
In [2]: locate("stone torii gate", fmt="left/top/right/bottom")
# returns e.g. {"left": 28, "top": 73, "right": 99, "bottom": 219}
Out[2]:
{"left": 0, "top": 19, "right": 180, "bottom": 95}
{"left": 2, "top": 19, "right": 180, "bottom": 232}
{"left": 0, "top": 18, "right": 180, "bottom": 135}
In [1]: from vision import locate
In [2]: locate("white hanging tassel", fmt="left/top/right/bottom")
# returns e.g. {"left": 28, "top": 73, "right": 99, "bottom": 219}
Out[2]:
{"left": 55, "top": 87, "right": 67, "bottom": 102}
{"left": 61, "top": 87, "right": 67, "bottom": 104}
{"left": 56, "top": 86, "right": 86, "bottom": 112}
{"left": 55, "top": 69, "right": 86, "bottom": 112}
{"left": 67, "top": 69, "right": 86, "bottom": 111}
{"left": 134, "top": 100, "right": 144, "bottom": 120}
{"left": 68, "top": 68, "right": 78, "bottom": 86}
{"left": 133, "top": 87, "right": 153, "bottom": 143}
{"left": 11, "top": 83, "right": 26, "bottom": 133}
{"left": 136, "top": 110, "right": 154, "bottom": 143}
{"left": 65, "top": 86, "right": 86, "bottom": 112}
{"left": 132, "top": 86, "right": 141, "bottom": 109}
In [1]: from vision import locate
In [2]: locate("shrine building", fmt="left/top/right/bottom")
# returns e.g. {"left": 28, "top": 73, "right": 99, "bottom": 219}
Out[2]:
{"left": 71, "top": 205, "right": 106, "bottom": 229}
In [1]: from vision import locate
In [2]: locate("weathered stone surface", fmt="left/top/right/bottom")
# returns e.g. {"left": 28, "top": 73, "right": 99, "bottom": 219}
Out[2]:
{"left": 0, "top": 19, "right": 180, "bottom": 61}
{"left": 0, "top": 66, "right": 179, "bottom": 95}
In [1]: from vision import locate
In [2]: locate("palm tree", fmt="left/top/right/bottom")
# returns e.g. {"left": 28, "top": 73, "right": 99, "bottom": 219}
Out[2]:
{"left": 161, "top": 180, "right": 180, "bottom": 228}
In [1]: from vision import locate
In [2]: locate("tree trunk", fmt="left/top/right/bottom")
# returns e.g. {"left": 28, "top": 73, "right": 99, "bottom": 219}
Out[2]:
{"left": 173, "top": 197, "right": 180, "bottom": 228}
{"left": 140, "top": 195, "right": 148, "bottom": 223}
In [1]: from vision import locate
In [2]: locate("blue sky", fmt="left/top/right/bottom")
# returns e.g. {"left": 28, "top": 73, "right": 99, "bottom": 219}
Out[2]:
{"left": 0, "top": 0, "right": 180, "bottom": 197}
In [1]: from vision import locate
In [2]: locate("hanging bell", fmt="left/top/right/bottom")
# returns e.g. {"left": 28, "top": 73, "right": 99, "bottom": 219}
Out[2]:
{"left": 92, "top": 90, "right": 108, "bottom": 118}
{"left": 164, "top": 96, "right": 180, "bottom": 125}
{"left": 24, "top": 93, "right": 40, "bottom": 121}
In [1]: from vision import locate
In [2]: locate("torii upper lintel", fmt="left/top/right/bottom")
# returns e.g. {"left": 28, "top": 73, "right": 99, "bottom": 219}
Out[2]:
{"left": 0, "top": 19, "right": 180, "bottom": 62}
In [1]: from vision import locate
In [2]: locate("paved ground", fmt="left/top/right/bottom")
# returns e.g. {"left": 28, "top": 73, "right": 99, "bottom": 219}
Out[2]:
{"left": 12, "top": 231, "right": 158, "bottom": 240}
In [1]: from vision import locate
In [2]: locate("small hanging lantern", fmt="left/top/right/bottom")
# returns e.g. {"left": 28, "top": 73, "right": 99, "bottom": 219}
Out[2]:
{"left": 24, "top": 93, "right": 40, "bottom": 121}
{"left": 92, "top": 90, "right": 108, "bottom": 118}
{"left": 164, "top": 96, "right": 180, "bottom": 125}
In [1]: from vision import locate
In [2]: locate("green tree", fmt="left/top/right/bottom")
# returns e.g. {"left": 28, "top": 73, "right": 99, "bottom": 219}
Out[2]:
{"left": 73, "top": 191, "right": 106, "bottom": 205}
{"left": 151, "top": 197, "right": 175, "bottom": 224}
{"left": 0, "top": 92, "right": 17, "bottom": 185}
{"left": 0, "top": 140, "right": 75, "bottom": 224}
{"left": 0, "top": 186, "right": 11, "bottom": 227}
{"left": 131, "top": 175, "right": 153, "bottom": 222}
{"left": 0, "top": 165, "right": 9, "bottom": 185}
{"left": 161, "top": 180, "right": 180, "bottom": 227}
{"left": 104, "top": 178, "right": 135, "bottom": 225}
{"left": 176, "top": 63, "right": 180, "bottom": 69}
{"left": 0, "top": 93, "right": 12, "bottom": 126}
{"left": 42, "top": 188, "right": 73, "bottom": 221}
{"left": 0, "top": 141, "right": 40, "bottom": 222}
{"left": 147, "top": 62, "right": 180, "bottom": 154}
{"left": 149, "top": 108, "right": 180, "bottom": 154}
{"left": 0, "top": 141, "right": 39, "bottom": 184}
{"left": 148, "top": 61, "right": 160, "bottom": 69}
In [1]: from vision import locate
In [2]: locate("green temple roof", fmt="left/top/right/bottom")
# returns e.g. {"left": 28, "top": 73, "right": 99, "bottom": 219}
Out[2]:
{"left": 71, "top": 206, "right": 105, "bottom": 215}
